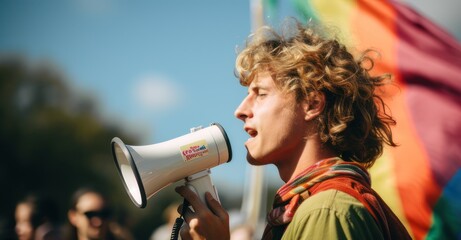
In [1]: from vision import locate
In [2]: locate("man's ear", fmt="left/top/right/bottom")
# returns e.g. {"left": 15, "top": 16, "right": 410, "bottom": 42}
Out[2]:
{"left": 303, "top": 92, "right": 325, "bottom": 121}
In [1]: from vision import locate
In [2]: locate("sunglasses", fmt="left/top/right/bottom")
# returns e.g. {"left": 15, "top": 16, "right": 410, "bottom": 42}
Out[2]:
{"left": 81, "top": 209, "right": 112, "bottom": 219}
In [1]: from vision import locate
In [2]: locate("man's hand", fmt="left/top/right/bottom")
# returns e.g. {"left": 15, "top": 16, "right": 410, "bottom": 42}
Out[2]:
{"left": 175, "top": 186, "right": 230, "bottom": 240}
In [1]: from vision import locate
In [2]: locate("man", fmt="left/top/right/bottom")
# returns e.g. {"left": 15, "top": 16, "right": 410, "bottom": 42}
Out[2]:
{"left": 175, "top": 20, "right": 411, "bottom": 239}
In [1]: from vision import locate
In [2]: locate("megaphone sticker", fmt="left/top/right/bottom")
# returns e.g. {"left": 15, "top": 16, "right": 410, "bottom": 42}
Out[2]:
{"left": 180, "top": 140, "right": 209, "bottom": 161}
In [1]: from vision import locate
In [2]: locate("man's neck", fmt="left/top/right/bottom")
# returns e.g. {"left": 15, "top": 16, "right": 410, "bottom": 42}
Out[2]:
{"left": 275, "top": 136, "right": 337, "bottom": 183}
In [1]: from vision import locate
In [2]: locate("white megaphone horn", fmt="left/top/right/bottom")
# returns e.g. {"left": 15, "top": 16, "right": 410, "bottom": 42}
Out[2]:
{"left": 111, "top": 123, "right": 232, "bottom": 208}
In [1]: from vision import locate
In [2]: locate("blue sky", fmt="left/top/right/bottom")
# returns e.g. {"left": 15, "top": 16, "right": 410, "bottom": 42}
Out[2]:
{"left": 0, "top": 0, "right": 279, "bottom": 194}
{"left": 1, "top": 0, "right": 460, "bottom": 197}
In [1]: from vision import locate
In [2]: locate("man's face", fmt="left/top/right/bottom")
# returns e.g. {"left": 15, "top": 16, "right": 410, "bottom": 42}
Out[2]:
{"left": 234, "top": 72, "right": 308, "bottom": 167}
{"left": 68, "top": 192, "right": 111, "bottom": 240}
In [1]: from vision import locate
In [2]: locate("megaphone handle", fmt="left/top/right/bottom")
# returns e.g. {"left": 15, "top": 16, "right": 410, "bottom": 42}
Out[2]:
{"left": 171, "top": 170, "right": 218, "bottom": 240}
{"left": 185, "top": 169, "right": 220, "bottom": 204}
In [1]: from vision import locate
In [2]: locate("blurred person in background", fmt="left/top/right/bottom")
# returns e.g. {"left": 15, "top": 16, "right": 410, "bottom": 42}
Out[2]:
{"left": 15, "top": 194, "right": 62, "bottom": 240}
{"left": 149, "top": 202, "right": 180, "bottom": 240}
{"left": 65, "top": 187, "right": 132, "bottom": 240}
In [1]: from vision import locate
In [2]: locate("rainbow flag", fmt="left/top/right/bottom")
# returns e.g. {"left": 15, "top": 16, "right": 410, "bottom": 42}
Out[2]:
{"left": 263, "top": 0, "right": 461, "bottom": 239}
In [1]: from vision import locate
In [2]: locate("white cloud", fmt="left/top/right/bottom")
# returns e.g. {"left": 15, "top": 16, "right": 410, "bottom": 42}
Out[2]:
{"left": 132, "top": 74, "right": 182, "bottom": 113}
{"left": 74, "top": 0, "right": 116, "bottom": 15}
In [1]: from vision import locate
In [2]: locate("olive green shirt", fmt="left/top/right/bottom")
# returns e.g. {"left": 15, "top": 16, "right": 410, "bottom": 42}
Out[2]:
{"left": 281, "top": 189, "right": 384, "bottom": 240}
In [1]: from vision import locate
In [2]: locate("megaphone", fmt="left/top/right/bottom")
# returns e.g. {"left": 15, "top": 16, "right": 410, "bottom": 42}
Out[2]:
{"left": 111, "top": 123, "right": 232, "bottom": 208}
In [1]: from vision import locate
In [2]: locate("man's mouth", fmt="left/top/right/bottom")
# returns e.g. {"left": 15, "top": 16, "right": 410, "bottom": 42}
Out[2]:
{"left": 245, "top": 128, "right": 258, "bottom": 138}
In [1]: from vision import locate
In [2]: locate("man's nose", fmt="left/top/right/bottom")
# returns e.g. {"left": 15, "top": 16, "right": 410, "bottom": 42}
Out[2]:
{"left": 234, "top": 97, "right": 252, "bottom": 121}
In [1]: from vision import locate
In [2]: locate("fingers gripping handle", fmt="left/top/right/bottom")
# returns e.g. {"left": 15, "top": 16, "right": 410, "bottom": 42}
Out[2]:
{"left": 185, "top": 169, "right": 220, "bottom": 204}
{"left": 171, "top": 170, "right": 220, "bottom": 240}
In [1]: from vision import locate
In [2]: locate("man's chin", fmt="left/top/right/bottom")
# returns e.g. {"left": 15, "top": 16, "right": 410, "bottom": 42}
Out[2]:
{"left": 246, "top": 154, "right": 265, "bottom": 166}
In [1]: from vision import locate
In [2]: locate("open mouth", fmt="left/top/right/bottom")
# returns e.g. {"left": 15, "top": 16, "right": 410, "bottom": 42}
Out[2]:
{"left": 247, "top": 129, "right": 258, "bottom": 138}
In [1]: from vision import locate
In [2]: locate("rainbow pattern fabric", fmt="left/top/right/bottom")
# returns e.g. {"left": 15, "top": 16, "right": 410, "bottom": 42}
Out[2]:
{"left": 263, "top": 0, "right": 461, "bottom": 239}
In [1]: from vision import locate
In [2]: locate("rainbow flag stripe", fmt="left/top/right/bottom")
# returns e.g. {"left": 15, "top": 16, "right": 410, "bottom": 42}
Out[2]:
{"left": 266, "top": 0, "right": 461, "bottom": 239}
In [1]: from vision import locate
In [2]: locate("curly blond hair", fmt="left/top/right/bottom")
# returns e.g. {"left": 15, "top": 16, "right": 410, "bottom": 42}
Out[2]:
{"left": 235, "top": 20, "right": 397, "bottom": 168}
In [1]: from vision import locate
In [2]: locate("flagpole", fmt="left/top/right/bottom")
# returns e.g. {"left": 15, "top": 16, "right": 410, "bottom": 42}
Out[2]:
{"left": 251, "top": 0, "right": 264, "bottom": 32}
{"left": 238, "top": 0, "right": 268, "bottom": 238}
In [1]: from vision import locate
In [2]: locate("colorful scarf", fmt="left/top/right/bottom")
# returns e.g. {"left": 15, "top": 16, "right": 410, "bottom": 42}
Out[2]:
{"left": 261, "top": 157, "right": 372, "bottom": 240}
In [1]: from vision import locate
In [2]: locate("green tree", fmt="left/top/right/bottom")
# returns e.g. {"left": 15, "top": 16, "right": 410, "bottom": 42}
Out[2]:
{"left": 0, "top": 56, "right": 142, "bottom": 239}
{"left": 0, "top": 55, "right": 247, "bottom": 240}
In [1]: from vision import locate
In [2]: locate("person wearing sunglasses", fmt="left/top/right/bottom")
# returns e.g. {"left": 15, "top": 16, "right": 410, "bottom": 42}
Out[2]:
{"left": 66, "top": 187, "right": 131, "bottom": 240}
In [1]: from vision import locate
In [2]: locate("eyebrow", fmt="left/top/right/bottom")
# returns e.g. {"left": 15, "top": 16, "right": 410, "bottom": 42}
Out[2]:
{"left": 249, "top": 81, "right": 270, "bottom": 93}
